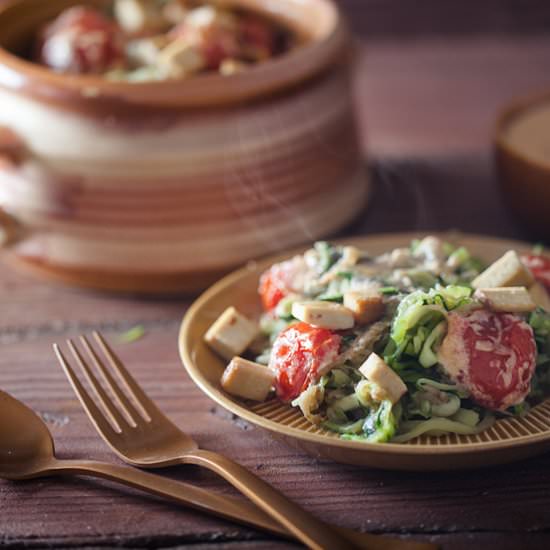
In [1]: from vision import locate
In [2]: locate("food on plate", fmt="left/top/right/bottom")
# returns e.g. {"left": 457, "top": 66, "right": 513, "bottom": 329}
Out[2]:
{"left": 34, "top": 1, "right": 295, "bottom": 80}
{"left": 204, "top": 237, "right": 550, "bottom": 443}
{"left": 204, "top": 306, "right": 259, "bottom": 361}
{"left": 221, "top": 356, "right": 275, "bottom": 401}
{"left": 473, "top": 287, "right": 536, "bottom": 313}
{"left": 471, "top": 250, "right": 533, "bottom": 289}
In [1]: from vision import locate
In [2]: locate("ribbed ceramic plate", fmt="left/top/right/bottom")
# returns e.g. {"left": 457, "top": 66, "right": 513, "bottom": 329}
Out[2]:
{"left": 179, "top": 232, "right": 550, "bottom": 470}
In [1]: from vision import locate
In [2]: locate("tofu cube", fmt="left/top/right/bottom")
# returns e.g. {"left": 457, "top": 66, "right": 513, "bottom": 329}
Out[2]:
{"left": 157, "top": 39, "right": 205, "bottom": 77}
{"left": 343, "top": 291, "right": 385, "bottom": 325}
{"left": 127, "top": 35, "right": 169, "bottom": 67}
{"left": 185, "top": 5, "right": 236, "bottom": 31}
{"left": 529, "top": 282, "right": 550, "bottom": 311}
{"left": 359, "top": 353, "right": 407, "bottom": 404}
{"left": 341, "top": 245, "right": 361, "bottom": 267}
{"left": 204, "top": 307, "right": 259, "bottom": 361}
{"left": 219, "top": 58, "right": 248, "bottom": 75}
{"left": 114, "top": 0, "right": 166, "bottom": 34}
{"left": 291, "top": 301, "right": 354, "bottom": 330}
{"left": 221, "top": 357, "right": 275, "bottom": 402}
{"left": 474, "top": 287, "right": 536, "bottom": 313}
{"left": 472, "top": 250, "right": 534, "bottom": 289}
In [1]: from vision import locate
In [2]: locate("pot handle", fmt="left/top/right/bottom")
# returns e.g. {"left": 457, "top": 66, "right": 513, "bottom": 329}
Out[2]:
{"left": 0, "top": 126, "right": 27, "bottom": 247}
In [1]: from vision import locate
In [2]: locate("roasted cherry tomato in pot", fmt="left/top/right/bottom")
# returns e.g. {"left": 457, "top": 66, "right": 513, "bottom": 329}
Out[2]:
{"left": 438, "top": 309, "right": 537, "bottom": 411}
{"left": 269, "top": 322, "right": 341, "bottom": 402}
{"left": 522, "top": 254, "right": 550, "bottom": 291}
{"left": 38, "top": 7, "right": 126, "bottom": 74}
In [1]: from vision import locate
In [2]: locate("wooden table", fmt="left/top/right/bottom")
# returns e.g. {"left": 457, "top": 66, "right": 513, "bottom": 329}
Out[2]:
{"left": 3, "top": 37, "right": 550, "bottom": 550}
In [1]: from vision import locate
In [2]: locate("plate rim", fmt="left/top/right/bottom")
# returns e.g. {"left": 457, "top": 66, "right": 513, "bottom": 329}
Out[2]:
{"left": 179, "top": 231, "right": 550, "bottom": 459}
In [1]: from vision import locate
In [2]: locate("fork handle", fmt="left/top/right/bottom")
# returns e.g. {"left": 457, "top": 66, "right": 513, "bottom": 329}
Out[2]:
{"left": 45, "top": 459, "right": 433, "bottom": 550}
{"left": 179, "top": 449, "right": 360, "bottom": 550}
{"left": 47, "top": 458, "right": 289, "bottom": 535}
{"left": 52, "top": 457, "right": 355, "bottom": 550}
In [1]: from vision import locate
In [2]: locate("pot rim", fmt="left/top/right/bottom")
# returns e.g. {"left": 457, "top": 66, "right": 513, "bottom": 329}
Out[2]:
{"left": 0, "top": 0, "right": 350, "bottom": 108}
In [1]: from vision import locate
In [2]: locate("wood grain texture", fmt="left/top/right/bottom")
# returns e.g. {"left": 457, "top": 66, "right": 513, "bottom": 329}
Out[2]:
{"left": 336, "top": 0, "right": 550, "bottom": 37}
{"left": 356, "top": 37, "right": 550, "bottom": 157}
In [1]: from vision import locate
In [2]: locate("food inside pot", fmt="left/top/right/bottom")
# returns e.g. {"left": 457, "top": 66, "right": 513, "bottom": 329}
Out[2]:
{"left": 34, "top": 0, "right": 297, "bottom": 81}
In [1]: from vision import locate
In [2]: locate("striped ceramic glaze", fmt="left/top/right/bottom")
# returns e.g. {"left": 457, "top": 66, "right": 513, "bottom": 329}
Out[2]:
{"left": 180, "top": 233, "right": 550, "bottom": 471}
{"left": 0, "top": 0, "right": 365, "bottom": 293}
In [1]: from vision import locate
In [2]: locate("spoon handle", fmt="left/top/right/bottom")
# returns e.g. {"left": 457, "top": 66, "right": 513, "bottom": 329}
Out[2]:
{"left": 177, "top": 449, "right": 358, "bottom": 550}
{"left": 45, "top": 459, "right": 434, "bottom": 550}
{"left": 47, "top": 458, "right": 288, "bottom": 535}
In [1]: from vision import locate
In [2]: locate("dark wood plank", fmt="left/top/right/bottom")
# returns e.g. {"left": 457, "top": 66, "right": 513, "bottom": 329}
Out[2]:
{"left": 337, "top": 0, "right": 550, "bottom": 37}
{"left": 356, "top": 37, "right": 550, "bottom": 157}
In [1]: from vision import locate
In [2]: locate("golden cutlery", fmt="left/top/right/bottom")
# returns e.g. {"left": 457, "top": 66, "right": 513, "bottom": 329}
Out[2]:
{"left": 54, "top": 332, "right": 437, "bottom": 550}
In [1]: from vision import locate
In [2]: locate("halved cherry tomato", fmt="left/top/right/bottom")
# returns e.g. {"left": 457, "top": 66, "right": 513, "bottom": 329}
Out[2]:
{"left": 269, "top": 322, "right": 341, "bottom": 401}
{"left": 258, "top": 261, "right": 295, "bottom": 311}
{"left": 522, "top": 254, "right": 550, "bottom": 291}
{"left": 438, "top": 309, "right": 537, "bottom": 411}
{"left": 39, "top": 7, "right": 125, "bottom": 74}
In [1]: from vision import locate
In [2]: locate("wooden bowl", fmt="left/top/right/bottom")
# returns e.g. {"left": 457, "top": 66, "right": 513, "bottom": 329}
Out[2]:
{"left": 495, "top": 91, "right": 550, "bottom": 242}
{"left": 0, "top": 0, "right": 366, "bottom": 294}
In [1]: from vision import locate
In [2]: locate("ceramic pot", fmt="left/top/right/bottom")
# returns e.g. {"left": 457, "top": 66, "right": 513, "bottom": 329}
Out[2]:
{"left": 0, "top": 0, "right": 366, "bottom": 293}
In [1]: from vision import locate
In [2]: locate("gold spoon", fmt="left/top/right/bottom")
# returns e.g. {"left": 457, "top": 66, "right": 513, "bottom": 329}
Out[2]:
{"left": 0, "top": 389, "right": 436, "bottom": 550}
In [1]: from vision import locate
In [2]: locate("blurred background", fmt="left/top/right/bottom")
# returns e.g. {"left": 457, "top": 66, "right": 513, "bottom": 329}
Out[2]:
{"left": 335, "top": 0, "right": 550, "bottom": 158}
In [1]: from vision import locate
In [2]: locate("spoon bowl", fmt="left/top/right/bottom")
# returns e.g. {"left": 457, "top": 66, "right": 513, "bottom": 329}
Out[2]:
{"left": 0, "top": 390, "right": 56, "bottom": 479}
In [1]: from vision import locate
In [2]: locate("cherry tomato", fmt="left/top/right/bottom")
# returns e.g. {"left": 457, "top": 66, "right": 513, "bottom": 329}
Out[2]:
{"left": 269, "top": 322, "right": 341, "bottom": 401}
{"left": 522, "top": 254, "right": 550, "bottom": 291}
{"left": 38, "top": 7, "right": 125, "bottom": 74}
{"left": 258, "top": 260, "right": 298, "bottom": 311}
{"left": 258, "top": 270, "right": 285, "bottom": 311}
{"left": 438, "top": 309, "right": 537, "bottom": 411}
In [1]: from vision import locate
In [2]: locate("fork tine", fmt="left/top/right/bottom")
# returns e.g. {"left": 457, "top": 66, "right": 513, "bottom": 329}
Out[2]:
{"left": 53, "top": 344, "right": 121, "bottom": 439}
{"left": 93, "top": 331, "right": 158, "bottom": 421}
{"left": 80, "top": 335, "right": 144, "bottom": 426}
{"left": 66, "top": 339, "right": 133, "bottom": 430}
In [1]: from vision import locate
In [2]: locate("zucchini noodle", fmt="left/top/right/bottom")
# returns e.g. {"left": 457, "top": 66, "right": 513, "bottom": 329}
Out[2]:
{"left": 393, "top": 414, "right": 495, "bottom": 443}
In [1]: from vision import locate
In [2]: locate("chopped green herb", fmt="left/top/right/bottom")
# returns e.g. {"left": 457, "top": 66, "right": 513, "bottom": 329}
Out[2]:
{"left": 379, "top": 286, "right": 398, "bottom": 295}
{"left": 119, "top": 325, "right": 145, "bottom": 343}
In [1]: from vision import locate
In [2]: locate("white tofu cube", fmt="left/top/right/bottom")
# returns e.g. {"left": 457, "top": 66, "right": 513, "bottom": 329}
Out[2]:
{"left": 343, "top": 291, "right": 385, "bottom": 325}
{"left": 341, "top": 246, "right": 361, "bottom": 267}
{"left": 291, "top": 301, "right": 354, "bottom": 330}
{"left": 204, "top": 307, "right": 259, "bottom": 361}
{"left": 359, "top": 353, "right": 407, "bottom": 404}
{"left": 221, "top": 357, "right": 275, "bottom": 401}
{"left": 157, "top": 39, "right": 205, "bottom": 77}
{"left": 219, "top": 58, "right": 248, "bottom": 75}
{"left": 114, "top": 0, "right": 166, "bottom": 34}
{"left": 529, "top": 282, "right": 550, "bottom": 311}
{"left": 474, "top": 287, "right": 536, "bottom": 313}
{"left": 472, "top": 250, "right": 534, "bottom": 289}
{"left": 186, "top": 5, "right": 236, "bottom": 31}
{"left": 127, "top": 35, "right": 169, "bottom": 67}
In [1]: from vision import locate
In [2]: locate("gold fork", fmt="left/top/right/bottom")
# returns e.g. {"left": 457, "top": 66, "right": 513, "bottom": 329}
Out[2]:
{"left": 54, "top": 332, "right": 436, "bottom": 550}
